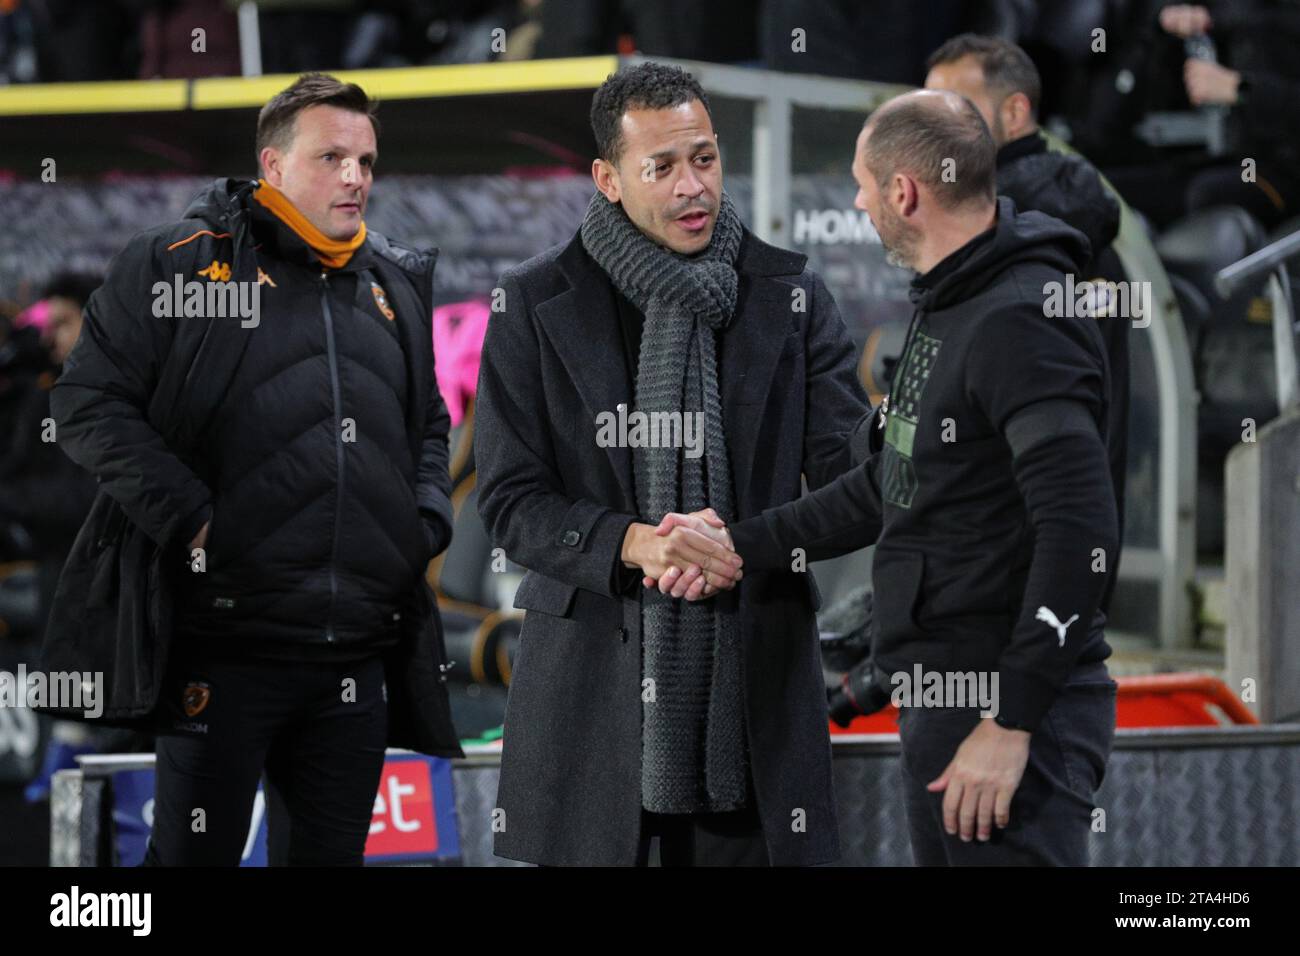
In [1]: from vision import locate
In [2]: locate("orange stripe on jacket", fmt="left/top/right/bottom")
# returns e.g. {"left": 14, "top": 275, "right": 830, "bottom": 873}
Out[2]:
{"left": 167, "top": 230, "right": 232, "bottom": 251}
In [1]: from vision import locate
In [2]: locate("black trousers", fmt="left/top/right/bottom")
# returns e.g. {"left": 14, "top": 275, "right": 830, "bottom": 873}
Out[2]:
{"left": 634, "top": 768, "right": 770, "bottom": 867}
{"left": 635, "top": 805, "right": 770, "bottom": 866}
{"left": 141, "top": 648, "right": 387, "bottom": 867}
{"left": 896, "top": 660, "right": 1117, "bottom": 866}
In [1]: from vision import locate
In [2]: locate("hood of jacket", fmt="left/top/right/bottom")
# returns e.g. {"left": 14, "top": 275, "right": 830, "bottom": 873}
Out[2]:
{"left": 181, "top": 177, "right": 257, "bottom": 229}
{"left": 996, "top": 132, "right": 1121, "bottom": 258}
{"left": 910, "top": 196, "right": 1092, "bottom": 313}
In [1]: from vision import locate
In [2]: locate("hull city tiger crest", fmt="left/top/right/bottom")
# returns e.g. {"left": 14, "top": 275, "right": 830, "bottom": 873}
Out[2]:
{"left": 371, "top": 281, "right": 395, "bottom": 321}
{"left": 183, "top": 681, "right": 212, "bottom": 718}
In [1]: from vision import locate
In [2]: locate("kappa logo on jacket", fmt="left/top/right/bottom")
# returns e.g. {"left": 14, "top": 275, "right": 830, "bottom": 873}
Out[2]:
{"left": 196, "top": 260, "right": 232, "bottom": 282}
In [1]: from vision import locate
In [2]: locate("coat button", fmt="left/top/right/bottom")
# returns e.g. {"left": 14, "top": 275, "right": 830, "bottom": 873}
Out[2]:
{"left": 562, "top": 530, "right": 581, "bottom": 546}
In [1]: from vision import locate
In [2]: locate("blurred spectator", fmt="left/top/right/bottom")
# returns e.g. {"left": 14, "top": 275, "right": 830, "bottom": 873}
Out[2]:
{"left": 0, "top": 306, "right": 51, "bottom": 485}
{"left": 27, "top": 0, "right": 139, "bottom": 80}
{"left": 402, "top": 0, "right": 529, "bottom": 66}
{"left": 0, "top": 272, "right": 99, "bottom": 637}
{"left": 236, "top": 0, "right": 531, "bottom": 70}
{"left": 534, "top": 0, "right": 758, "bottom": 64}
{"left": 760, "top": 0, "right": 996, "bottom": 84}
{"left": 0, "top": 0, "right": 40, "bottom": 83}
{"left": 1159, "top": 1, "right": 1300, "bottom": 226}
{"left": 4, "top": 274, "right": 157, "bottom": 806}
{"left": 252, "top": 0, "right": 360, "bottom": 73}
{"left": 138, "top": 0, "right": 240, "bottom": 78}
{"left": 498, "top": 0, "right": 541, "bottom": 61}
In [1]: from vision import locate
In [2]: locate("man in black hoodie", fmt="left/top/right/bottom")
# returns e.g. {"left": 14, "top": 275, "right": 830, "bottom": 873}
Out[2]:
{"left": 661, "top": 89, "right": 1119, "bottom": 866}
{"left": 47, "top": 73, "right": 460, "bottom": 865}
{"left": 924, "top": 34, "right": 1129, "bottom": 614}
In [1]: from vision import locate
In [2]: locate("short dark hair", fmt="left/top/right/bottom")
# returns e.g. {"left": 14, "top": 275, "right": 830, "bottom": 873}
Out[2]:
{"left": 861, "top": 93, "right": 996, "bottom": 210}
{"left": 42, "top": 271, "right": 101, "bottom": 307}
{"left": 590, "top": 62, "right": 711, "bottom": 164}
{"left": 926, "top": 33, "right": 1041, "bottom": 119}
{"left": 256, "top": 72, "right": 379, "bottom": 162}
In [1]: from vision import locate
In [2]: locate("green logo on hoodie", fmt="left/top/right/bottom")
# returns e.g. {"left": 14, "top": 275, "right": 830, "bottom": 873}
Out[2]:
{"left": 882, "top": 330, "right": 942, "bottom": 508}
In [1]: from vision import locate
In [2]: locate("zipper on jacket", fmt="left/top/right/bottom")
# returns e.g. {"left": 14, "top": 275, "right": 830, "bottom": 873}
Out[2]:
{"left": 321, "top": 270, "right": 344, "bottom": 642}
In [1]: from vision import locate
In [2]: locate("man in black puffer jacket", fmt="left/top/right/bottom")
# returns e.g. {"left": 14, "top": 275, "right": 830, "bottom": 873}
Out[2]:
{"left": 45, "top": 73, "right": 460, "bottom": 865}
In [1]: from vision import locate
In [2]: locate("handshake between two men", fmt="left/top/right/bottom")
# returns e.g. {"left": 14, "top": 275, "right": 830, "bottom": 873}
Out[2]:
{"left": 619, "top": 509, "right": 740, "bottom": 602}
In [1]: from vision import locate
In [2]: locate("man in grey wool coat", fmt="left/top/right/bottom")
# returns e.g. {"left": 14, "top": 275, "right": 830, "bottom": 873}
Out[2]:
{"left": 474, "top": 61, "right": 874, "bottom": 866}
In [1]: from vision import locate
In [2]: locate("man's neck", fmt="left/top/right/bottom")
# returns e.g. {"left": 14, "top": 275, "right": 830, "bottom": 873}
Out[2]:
{"left": 996, "top": 126, "right": 1042, "bottom": 158}
{"left": 914, "top": 203, "right": 997, "bottom": 275}
{"left": 253, "top": 179, "right": 365, "bottom": 269}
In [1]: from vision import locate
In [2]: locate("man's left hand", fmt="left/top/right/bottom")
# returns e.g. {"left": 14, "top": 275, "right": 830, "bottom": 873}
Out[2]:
{"left": 927, "top": 718, "right": 1031, "bottom": 842}
{"left": 643, "top": 509, "right": 732, "bottom": 600}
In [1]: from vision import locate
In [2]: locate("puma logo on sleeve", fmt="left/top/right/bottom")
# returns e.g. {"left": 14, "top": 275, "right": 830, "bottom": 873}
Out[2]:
{"left": 1035, "top": 606, "right": 1079, "bottom": 646}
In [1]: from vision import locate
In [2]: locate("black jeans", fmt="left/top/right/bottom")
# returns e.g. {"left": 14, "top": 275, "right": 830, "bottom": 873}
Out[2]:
{"left": 141, "top": 649, "right": 388, "bottom": 867}
{"left": 896, "top": 660, "right": 1117, "bottom": 866}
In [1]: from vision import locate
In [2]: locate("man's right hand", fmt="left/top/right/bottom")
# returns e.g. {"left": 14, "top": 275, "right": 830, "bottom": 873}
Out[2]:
{"left": 188, "top": 520, "right": 210, "bottom": 552}
{"left": 645, "top": 510, "right": 735, "bottom": 600}
{"left": 621, "top": 518, "right": 742, "bottom": 593}
{"left": 1159, "top": 4, "right": 1212, "bottom": 38}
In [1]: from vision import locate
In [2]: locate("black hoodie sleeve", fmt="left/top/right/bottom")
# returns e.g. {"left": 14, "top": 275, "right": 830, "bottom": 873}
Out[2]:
{"left": 727, "top": 451, "right": 883, "bottom": 571}
{"left": 726, "top": 273, "right": 882, "bottom": 568}
{"left": 967, "top": 302, "right": 1119, "bottom": 732}
{"left": 50, "top": 232, "right": 213, "bottom": 550}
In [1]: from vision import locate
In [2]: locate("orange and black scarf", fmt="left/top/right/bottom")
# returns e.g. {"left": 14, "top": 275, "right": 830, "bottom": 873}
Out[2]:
{"left": 253, "top": 179, "right": 366, "bottom": 269}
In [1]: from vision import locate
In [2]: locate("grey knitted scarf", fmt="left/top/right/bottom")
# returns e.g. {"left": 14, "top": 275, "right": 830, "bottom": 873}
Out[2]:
{"left": 580, "top": 191, "right": 748, "bottom": 814}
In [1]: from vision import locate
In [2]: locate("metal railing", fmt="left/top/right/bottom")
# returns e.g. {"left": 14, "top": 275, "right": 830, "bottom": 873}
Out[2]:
{"left": 1215, "top": 230, "right": 1300, "bottom": 412}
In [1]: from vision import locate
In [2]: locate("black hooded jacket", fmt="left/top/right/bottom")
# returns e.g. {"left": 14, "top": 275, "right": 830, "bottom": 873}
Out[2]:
{"left": 51, "top": 178, "right": 455, "bottom": 658}
{"left": 996, "top": 131, "right": 1120, "bottom": 271}
{"left": 731, "top": 199, "right": 1119, "bottom": 732}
